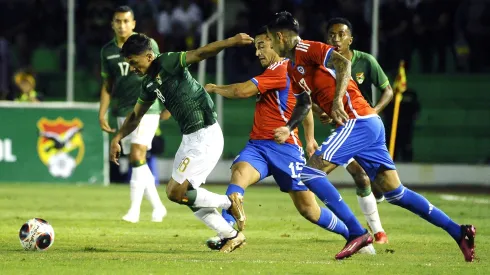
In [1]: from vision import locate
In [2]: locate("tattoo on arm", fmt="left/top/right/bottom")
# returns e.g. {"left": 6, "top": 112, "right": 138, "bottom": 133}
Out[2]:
{"left": 326, "top": 50, "right": 351, "bottom": 101}
{"left": 286, "top": 92, "right": 312, "bottom": 131}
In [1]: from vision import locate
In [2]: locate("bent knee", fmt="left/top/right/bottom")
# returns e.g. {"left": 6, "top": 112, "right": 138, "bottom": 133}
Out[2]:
{"left": 347, "top": 163, "right": 370, "bottom": 187}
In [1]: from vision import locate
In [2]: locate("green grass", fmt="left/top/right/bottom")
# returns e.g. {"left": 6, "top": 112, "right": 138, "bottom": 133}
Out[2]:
{"left": 0, "top": 183, "right": 488, "bottom": 274}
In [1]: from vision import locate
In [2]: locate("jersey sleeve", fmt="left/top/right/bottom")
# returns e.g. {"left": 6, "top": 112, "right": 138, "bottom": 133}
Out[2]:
{"left": 367, "top": 54, "right": 390, "bottom": 89}
{"left": 302, "top": 41, "right": 335, "bottom": 68}
{"left": 250, "top": 64, "right": 287, "bottom": 94}
{"left": 159, "top": 51, "right": 188, "bottom": 74}
{"left": 137, "top": 79, "right": 157, "bottom": 104}
{"left": 100, "top": 48, "right": 111, "bottom": 79}
{"left": 150, "top": 38, "right": 160, "bottom": 55}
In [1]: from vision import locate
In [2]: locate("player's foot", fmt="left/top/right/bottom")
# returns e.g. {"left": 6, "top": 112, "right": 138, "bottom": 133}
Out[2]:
{"left": 374, "top": 232, "right": 389, "bottom": 244}
{"left": 206, "top": 236, "right": 225, "bottom": 250}
{"left": 357, "top": 243, "right": 376, "bottom": 255}
{"left": 220, "top": 232, "right": 246, "bottom": 253}
{"left": 151, "top": 207, "right": 167, "bottom": 222}
{"left": 458, "top": 224, "right": 476, "bottom": 262}
{"left": 228, "top": 193, "right": 246, "bottom": 231}
{"left": 375, "top": 195, "right": 385, "bottom": 204}
{"left": 335, "top": 231, "right": 373, "bottom": 260}
{"left": 122, "top": 212, "right": 139, "bottom": 223}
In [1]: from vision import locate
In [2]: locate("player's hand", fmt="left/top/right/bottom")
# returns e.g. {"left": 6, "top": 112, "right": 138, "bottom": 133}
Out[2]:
{"left": 99, "top": 117, "right": 116, "bottom": 133}
{"left": 204, "top": 83, "right": 216, "bottom": 93}
{"left": 110, "top": 138, "right": 122, "bottom": 165}
{"left": 330, "top": 99, "right": 349, "bottom": 125}
{"left": 273, "top": 126, "right": 290, "bottom": 144}
{"left": 319, "top": 112, "right": 333, "bottom": 124}
{"left": 229, "top": 33, "right": 254, "bottom": 47}
{"left": 305, "top": 139, "right": 319, "bottom": 158}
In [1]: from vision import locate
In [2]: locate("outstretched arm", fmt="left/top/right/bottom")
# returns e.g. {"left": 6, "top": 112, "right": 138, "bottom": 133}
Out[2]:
{"left": 205, "top": 81, "right": 258, "bottom": 99}
{"left": 185, "top": 33, "right": 254, "bottom": 65}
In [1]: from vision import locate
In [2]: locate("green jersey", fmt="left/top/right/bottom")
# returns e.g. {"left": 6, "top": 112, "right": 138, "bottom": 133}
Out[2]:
{"left": 350, "top": 50, "right": 390, "bottom": 107}
{"left": 138, "top": 52, "right": 217, "bottom": 135}
{"left": 100, "top": 36, "right": 163, "bottom": 116}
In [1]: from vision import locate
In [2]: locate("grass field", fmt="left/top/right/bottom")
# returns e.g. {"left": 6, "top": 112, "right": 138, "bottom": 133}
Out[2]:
{"left": 0, "top": 183, "right": 488, "bottom": 274}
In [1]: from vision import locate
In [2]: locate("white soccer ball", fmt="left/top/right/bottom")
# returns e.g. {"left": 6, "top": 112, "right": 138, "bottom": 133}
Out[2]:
{"left": 19, "top": 218, "right": 55, "bottom": 251}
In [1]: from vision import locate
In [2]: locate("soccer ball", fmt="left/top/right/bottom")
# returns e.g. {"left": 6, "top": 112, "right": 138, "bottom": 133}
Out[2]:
{"left": 19, "top": 218, "right": 55, "bottom": 251}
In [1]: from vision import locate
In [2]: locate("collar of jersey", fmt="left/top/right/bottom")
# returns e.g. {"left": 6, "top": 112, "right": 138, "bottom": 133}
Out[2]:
{"left": 351, "top": 50, "right": 359, "bottom": 65}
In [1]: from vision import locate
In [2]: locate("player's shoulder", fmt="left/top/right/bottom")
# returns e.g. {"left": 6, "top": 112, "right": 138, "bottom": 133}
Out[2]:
{"left": 296, "top": 40, "right": 330, "bottom": 51}
{"left": 265, "top": 58, "right": 288, "bottom": 72}
{"left": 100, "top": 39, "right": 117, "bottom": 55}
{"left": 354, "top": 50, "right": 378, "bottom": 63}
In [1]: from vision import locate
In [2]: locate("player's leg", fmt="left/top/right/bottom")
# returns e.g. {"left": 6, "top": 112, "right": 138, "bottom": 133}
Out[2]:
{"left": 345, "top": 159, "right": 388, "bottom": 244}
{"left": 358, "top": 117, "right": 475, "bottom": 262}
{"left": 167, "top": 123, "right": 245, "bottom": 252}
{"left": 129, "top": 114, "right": 166, "bottom": 222}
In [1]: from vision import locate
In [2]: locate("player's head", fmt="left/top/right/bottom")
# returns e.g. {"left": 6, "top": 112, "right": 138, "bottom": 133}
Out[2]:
{"left": 121, "top": 33, "right": 155, "bottom": 76}
{"left": 112, "top": 6, "right": 136, "bottom": 39}
{"left": 266, "top": 11, "right": 300, "bottom": 57}
{"left": 255, "top": 26, "right": 280, "bottom": 68}
{"left": 326, "top": 17, "right": 353, "bottom": 54}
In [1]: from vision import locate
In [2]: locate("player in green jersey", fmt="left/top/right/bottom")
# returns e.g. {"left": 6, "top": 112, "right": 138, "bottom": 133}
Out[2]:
{"left": 321, "top": 17, "right": 394, "bottom": 244}
{"left": 109, "top": 33, "right": 254, "bottom": 252}
{"left": 99, "top": 6, "right": 168, "bottom": 224}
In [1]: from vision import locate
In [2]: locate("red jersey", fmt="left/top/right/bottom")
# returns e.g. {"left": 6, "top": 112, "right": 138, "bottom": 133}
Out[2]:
{"left": 249, "top": 59, "right": 302, "bottom": 146}
{"left": 287, "top": 40, "right": 376, "bottom": 120}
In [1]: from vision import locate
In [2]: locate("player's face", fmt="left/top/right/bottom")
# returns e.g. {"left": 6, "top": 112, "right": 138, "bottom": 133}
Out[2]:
{"left": 126, "top": 52, "right": 153, "bottom": 76}
{"left": 326, "top": 24, "right": 352, "bottom": 53}
{"left": 112, "top": 12, "right": 136, "bottom": 39}
{"left": 266, "top": 29, "right": 285, "bottom": 57}
{"left": 255, "top": 34, "right": 278, "bottom": 67}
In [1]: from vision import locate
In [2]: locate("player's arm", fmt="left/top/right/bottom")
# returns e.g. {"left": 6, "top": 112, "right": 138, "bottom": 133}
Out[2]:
{"left": 302, "top": 110, "right": 318, "bottom": 157}
{"left": 274, "top": 91, "right": 312, "bottom": 144}
{"left": 205, "top": 81, "right": 258, "bottom": 99}
{"left": 326, "top": 50, "right": 351, "bottom": 124}
{"left": 368, "top": 55, "right": 393, "bottom": 114}
{"left": 99, "top": 49, "right": 115, "bottom": 133}
{"left": 185, "top": 33, "right": 254, "bottom": 65}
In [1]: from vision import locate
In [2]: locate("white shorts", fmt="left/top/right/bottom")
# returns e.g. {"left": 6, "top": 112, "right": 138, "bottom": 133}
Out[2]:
{"left": 172, "top": 123, "right": 223, "bottom": 188}
{"left": 342, "top": 157, "right": 355, "bottom": 168}
{"left": 117, "top": 114, "right": 160, "bottom": 155}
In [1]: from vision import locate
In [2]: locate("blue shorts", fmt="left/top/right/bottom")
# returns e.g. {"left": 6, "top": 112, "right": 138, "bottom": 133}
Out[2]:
{"left": 315, "top": 116, "right": 396, "bottom": 182}
{"left": 233, "top": 140, "right": 307, "bottom": 193}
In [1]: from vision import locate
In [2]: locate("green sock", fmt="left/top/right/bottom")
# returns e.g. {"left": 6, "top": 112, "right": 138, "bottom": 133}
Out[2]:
{"left": 179, "top": 189, "right": 197, "bottom": 206}
{"left": 356, "top": 186, "right": 372, "bottom": 197}
{"left": 130, "top": 159, "right": 147, "bottom": 167}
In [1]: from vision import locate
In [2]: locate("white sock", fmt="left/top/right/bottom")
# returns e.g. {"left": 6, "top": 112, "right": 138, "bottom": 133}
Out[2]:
{"left": 357, "top": 193, "right": 384, "bottom": 234}
{"left": 193, "top": 188, "right": 231, "bottom": 209}
{"left": 128, "top": 165, "right": 149, "bottom": 214}
{"left": 144, "top": 174, "right": 166, "bottom": 211}
{"left": 194, "top": 208, "right": 237, "bottom": 239}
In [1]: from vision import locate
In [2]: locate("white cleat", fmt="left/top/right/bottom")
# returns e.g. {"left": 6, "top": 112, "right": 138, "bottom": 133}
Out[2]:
{"left": 122, "top": 212, "right": 139, "bottom": 223}
{"left": 357, "top": 243, "right": 376, "bottom": 255}
{"left": 151, "top": 208, "right": 167, "bottom": 222}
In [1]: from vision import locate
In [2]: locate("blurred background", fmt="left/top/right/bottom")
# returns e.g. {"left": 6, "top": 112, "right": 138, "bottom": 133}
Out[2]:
{"left": 0, "top": 0, "right": 489, "bottom": 185}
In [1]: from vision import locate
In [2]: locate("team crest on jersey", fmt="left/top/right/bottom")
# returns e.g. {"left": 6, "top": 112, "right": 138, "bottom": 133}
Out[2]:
{"left": 297, "top": 66, "right": 305, "bottom": 75}
{"left": 36, "top": 117, "right": 85, "bottom": 178}
{"left": 356, "top": 72, "right": 365, "bottom": 84}
{"left": 153, "top": 88, "right": 165, "bottom": 103}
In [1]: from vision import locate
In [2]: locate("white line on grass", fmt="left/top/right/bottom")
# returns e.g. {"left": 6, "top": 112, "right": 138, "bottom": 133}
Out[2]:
{"left": 440, "top": 194, "right": 490, "bottom": 204}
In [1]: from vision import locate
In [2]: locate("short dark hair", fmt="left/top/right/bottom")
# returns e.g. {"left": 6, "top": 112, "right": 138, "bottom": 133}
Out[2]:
{"left": 121, "top": 33, "right": 152, "bottom": 57}
{"left": 267, "top": 11, "right": 300, "bottom": 34}
{"left": 326, "top": 17, "right": 353, "bottom": 34}
{"left": 255, "top": 25, "right": 268, "bottom": 37}
{"left": 114, "top": 5, "right": 134, "bottom": 19}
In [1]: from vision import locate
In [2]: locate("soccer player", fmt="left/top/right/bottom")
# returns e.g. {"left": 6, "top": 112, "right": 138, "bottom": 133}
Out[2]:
{"left": 204, "top": 27, "right": 376, "bottom": 254}
{"left": 99, "top": 6, "right": 167, "bottom": 223}
{"left": 324, "top": 17, "right": 393, "bottom": 243}
{"left": 268, "top": 11, "right": 476, "bottom": 262}
{"left": 109, "top": 33, "right": 254, "bottom": 253}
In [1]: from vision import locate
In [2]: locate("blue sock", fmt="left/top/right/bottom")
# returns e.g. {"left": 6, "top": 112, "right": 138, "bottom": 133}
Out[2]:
{"left": 301, "top": 166, "right": 366, "bottom": 238}
{"left": 385, "top": 185, "right": 462, "bottom": 241}
{"left": 221, "top": 184, "right": 245, "bottom": 227}
{"left": 315, "top": 208, "right": 349, "bottom": 240}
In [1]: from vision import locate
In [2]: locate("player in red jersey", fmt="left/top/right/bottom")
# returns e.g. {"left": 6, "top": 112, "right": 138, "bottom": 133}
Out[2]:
{"left": 267, "top": 11, "right": 476, "bottom": 262}
{"left": 204, "top": 27, "right": 376, "bottom": 254}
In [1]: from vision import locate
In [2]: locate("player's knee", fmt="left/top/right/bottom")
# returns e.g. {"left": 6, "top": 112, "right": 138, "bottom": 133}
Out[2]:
{"left": 166, "top": 182, "right": 185, "bottom": 203}
{"left": 347, "top": 163, "right": 370, "bottom": 188}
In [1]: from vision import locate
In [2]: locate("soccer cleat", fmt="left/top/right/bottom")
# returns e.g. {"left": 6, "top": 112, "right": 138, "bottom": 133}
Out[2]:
{"left": 357, "top": 243, "right": 376, "bottom": 255}
{"left": 376, "top": 195, "right": 385, "bottom": 204}
{"left": 335, "top": 232, "right": 373, "bottom": 260}
{"left": 151, "top": 207, "right": 167, "bottom": 222}
{"left": 206, "top": 236, "right": 225, "bottom": 250}
{"left": 122, "top": 212, "right": 139, "bottom": 223}
{"left": 374, "top": 232, "right": 389, "bottom": 244}
{"left": 458, "top": 224, "right": 476, "bottom": 262}
{"left": 220, "top": 232, "right": 246, "bottom": 253}
{"left": 228, "top": 193, "right": 246, "bottom": 231}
